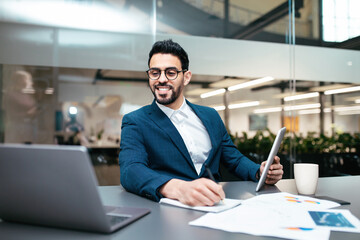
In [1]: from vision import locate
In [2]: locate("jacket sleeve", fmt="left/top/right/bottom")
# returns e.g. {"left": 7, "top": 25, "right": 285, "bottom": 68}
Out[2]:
{"left": 119, "top": 114, "right": 172, "bottom": 202}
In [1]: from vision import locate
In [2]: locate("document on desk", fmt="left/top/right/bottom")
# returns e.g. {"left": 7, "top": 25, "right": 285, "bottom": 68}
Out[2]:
{"left": 189, "top": 192, "right": 360, "bottom": 240}
{"left": 189, "top": 205, "right": 331, "bottom": 240}
{"left": 242, "top": 192, "right": 341, "bottom": 210}
{"left": 159, "top": 198, "right": 242, "bottom": 213}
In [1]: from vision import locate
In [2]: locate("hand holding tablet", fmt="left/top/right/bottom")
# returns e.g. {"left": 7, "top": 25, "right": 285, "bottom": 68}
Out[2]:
{"left": 256, "top": 127, "right": 286, "bottom": 192}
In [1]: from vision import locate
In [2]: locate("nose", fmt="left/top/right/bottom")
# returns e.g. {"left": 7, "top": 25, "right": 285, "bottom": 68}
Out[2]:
{"left": 158, "top": 70, "right": 168, "bottom": 83}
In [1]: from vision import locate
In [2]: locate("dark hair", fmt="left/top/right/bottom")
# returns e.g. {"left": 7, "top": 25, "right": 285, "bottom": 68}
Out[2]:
{"left": 148, "top": 39, "right": 189, "bottom": 70}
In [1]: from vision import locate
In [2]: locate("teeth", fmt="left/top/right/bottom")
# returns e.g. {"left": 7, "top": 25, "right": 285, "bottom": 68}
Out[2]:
{"left": 159, "top": 88, "right": 168, "bottom": 91}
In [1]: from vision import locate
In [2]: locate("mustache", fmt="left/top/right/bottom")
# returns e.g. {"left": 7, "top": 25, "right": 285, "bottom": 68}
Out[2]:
{"left": 155, "top": 83, "right": 173, "bottom": 90}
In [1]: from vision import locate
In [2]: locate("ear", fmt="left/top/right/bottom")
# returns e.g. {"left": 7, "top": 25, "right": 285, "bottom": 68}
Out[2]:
{"left": 183, "top": 70, "right": 192, "bottom": 86}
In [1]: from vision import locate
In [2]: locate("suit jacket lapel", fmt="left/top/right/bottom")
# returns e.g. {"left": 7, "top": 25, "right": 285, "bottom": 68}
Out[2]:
{"left": 146, "top": 100, "right": 193, "bottom": 167}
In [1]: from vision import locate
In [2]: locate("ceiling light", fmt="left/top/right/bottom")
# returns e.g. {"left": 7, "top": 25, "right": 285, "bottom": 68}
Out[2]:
{"left": 228, "top": 76, "right": 274, "bottom": 91}
{"left": 298, "top": 109, "right": 321, "bottom": 115}
{"left": 228, "top": 101, "right": 260, "bottom": 109}
{"left": 254, "top": 107, "right": 282, "bottom": 114}
{"left": 212, "top": 105, "right": 226, "bottom": 111}
{"left": 200, "top": 89, "right": 226, "bottom": 98}
{"left": 211, "top": 101, "right": 260, "bottom": 111}
{"left": 334, "top": 106, "right": 360, "bottom": 112}
{"left": 284, "top": 92, "right": 319, "bottom": 101}
{"left": 69, "top": 106, "right": 78, "bottom": 115}
{"left": 209, "top": 78, "right": 247, "bottom": 88}
{"left": 338, "top": 111, "right": 360, "bottom": 116}
{"left": 324, "top": 86, "right": 360, "bottom": 95}
{"left": 298, "top": 107, "right": 331, "bottom": 115}
{"left": 284, "top": 103, "right": 321, "bottom": 111}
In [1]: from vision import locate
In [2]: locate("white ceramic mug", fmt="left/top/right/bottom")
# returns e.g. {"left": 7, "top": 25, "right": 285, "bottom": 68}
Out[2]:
{"left": 294, "top": 163, "right": 319, "bottom": 195}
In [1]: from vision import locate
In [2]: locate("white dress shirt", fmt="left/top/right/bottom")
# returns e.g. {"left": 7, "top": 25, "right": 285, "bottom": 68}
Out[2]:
{"left": 156, "top": 98, "right": 212, "bottom": 175}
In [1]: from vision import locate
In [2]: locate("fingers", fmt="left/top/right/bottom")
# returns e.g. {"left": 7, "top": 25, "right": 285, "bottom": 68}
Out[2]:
{"left": 159, "top": 178, "right": 226, "bottom": 206}
{"left": 266, "top": 156, "right": 283, "bottom": 184}
{"left": 205, "top": 179, "right": 225, "bottom": 201}
{"left": 260, "top": 156, "right": 283, "bottom": 185}
{"left": 259, "top": 161, "right": 266, "bottom": 176}
{"left": 191, "top": 183, "right": 223, "bottom": 206}
{"left": 265, "top": 169, "right": 283, "bottom": 184}
{"left": 272, "top": 156, "right": 280, "bottom": 164}
{"left": 180, "top": 178, "right": 225, "bottom": 206}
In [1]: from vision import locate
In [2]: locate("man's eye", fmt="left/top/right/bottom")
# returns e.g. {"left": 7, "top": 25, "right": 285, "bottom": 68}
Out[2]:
{"left": 166, "top": 70, "right": 177, "bottom": 76}
{"left": 150, "top": 71, "right": 160, "bottom": 76}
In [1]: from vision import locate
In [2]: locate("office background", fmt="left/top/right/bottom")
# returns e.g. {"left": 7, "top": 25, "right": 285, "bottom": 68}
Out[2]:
{"left": 0, "top": 0, "right": 359, "bottom": 184}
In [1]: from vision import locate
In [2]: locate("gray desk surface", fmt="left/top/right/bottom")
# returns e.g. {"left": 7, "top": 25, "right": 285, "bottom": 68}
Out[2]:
{"left": 0, "top": 176, "right": 359, "bottom": 240}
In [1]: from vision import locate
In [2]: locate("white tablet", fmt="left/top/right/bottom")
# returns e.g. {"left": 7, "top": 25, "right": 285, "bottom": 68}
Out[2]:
{"left": 255, "top": 127, "right": 286, "bottom": 192}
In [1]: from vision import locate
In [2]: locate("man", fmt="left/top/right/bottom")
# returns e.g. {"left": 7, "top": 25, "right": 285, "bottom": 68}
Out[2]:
{"left": 119, "top": 39, "right": 283, "bottom": 206}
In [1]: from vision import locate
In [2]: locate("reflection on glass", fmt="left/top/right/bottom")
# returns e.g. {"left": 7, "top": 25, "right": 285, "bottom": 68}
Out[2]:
{"left": 0, "top": 0, "right": 153, "bottom": 34}
{"left": 2, "top": 65, "right": 360, "bottom": 142}
{"left": 3, "top": 70, "right": 36, "bottom": 143}
{"left": 3, "top": 68, "right": 55, "bottom": 144}
{"left": 1, "top": 64, "right": 360, "bottom": 178}
{"left": 0, "top": 0, "right": 325, "bottom": 44}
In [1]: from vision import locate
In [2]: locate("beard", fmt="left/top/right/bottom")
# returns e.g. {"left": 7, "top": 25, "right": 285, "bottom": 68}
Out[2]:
{"left": 150, "top": 79, "right": 184, "bottom": 106}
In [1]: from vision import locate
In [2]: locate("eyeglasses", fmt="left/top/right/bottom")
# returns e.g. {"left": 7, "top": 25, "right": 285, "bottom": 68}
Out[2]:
{"left": 146, "top": 67, "right": 187, "bottom": 81}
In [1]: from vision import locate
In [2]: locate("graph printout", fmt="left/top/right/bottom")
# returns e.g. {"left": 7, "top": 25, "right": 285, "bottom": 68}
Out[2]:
{"left": 308, "top": 210, "right": 360, "bottom": 233}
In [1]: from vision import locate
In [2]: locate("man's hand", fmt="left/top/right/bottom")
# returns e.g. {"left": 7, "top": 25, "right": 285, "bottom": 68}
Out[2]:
{"left": 159, "top": 178, "right": 225, "bottom": 206}
{"left": 259, "top": 156, "right": 283, "bottom": 185}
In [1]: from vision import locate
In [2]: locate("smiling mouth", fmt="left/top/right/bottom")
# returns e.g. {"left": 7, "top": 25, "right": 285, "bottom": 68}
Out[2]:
{"left": 158, "top": 87, "right": 169, "bottom": 91}
{"left": 155, "top": 85, "right": 173, "bottom": 95}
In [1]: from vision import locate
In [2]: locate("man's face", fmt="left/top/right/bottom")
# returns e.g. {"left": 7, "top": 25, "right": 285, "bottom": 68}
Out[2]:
{"left": 148, "top": 53, "right": 191, "bottom": 109}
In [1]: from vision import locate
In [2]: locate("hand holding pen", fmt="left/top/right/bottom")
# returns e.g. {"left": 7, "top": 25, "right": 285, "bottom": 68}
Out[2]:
{"left": 159, "top": 164, "right": 225, "bottom": 206}
{"left": 204, "top": 163, "right": 225, "bottom": 204}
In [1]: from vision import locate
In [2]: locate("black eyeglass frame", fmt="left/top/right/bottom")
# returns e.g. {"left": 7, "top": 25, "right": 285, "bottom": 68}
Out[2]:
{"left": 146, "top": 67, "right": 188, "bottom": 81}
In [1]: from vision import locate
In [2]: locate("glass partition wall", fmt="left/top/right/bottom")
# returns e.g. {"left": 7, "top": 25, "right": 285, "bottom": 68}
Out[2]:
{"left": 0, "top": 0, "right": 359, "bottom": 185}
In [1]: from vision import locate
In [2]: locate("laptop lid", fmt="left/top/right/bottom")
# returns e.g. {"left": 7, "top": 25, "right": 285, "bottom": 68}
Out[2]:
{"left": 255, "top": 127, "right": 286, "bottom": 192}
{"left": 0, "top": 144, "right": 150, "bottom": 233}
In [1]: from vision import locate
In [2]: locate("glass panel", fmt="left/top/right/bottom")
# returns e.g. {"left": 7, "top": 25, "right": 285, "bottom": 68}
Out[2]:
{"left": 0, "top": 0, "right": 154, "bottom": 34}
{"left": 295, "top": 0, "right": 360, "bottom": 178}
{"left": 322, "top": 0, "right": 360, "bottom": 42}
{"left": 1, "top": 0, "right": 358, "bottom": 187}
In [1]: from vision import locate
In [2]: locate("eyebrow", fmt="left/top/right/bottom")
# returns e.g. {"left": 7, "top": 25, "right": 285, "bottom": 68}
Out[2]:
{"left": 149, "top": 67, "right": 178, "bottom": 70}
{"left": 150, "top": 67, "right": 177, "bottom": 70}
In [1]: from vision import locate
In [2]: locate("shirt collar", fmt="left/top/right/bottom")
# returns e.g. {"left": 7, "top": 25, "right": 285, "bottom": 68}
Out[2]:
{"left": 156, "top": 97, "right": 188, "bottom": 119}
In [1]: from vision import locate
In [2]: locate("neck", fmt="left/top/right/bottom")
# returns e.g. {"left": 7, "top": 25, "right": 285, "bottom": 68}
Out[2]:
{"left": 162, "top": 96, "right": 185, "bottom": 110}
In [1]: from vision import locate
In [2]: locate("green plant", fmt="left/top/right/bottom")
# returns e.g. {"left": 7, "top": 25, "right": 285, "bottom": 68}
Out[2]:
{"left": 97, "top": 129, "right": 104, "bottom": 140}
{"left": 232, "top": 130, "right": 360, "bottom": 157}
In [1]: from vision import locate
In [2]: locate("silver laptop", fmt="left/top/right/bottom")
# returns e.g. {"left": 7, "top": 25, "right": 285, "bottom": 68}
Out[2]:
{"left": 255, "top": 127, "right": 286, "bottom": 192}
{"left": 0, "top": 144, "right": 150, "bottom": 233}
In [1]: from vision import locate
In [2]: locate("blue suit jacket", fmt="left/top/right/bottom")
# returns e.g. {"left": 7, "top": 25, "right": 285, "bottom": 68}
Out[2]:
{"left": 119, "top": 100, "right": 260, "bottom": 201}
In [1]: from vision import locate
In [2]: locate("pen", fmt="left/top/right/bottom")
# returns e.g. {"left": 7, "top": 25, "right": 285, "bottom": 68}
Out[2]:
{"left": 204, "top": 163, "right": 216, "bottom": 182}
{"left": 204, "top": 163, "right": 224, "bottom": 204}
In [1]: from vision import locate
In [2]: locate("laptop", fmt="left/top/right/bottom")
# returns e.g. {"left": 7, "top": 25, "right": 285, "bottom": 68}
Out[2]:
{"left": 0, "top": 144, "right": 150, "bottom": 233}
{"left": 255, "top": 127, "right": 286, "bottom": 192}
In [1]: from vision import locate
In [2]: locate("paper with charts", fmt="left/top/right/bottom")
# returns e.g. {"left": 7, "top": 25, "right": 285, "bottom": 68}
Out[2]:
{"left": 159, "top": 198, "right": 242, "bottom": 213}
{"left": 189, "top": 192, "right": 360, "bottom": 240}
